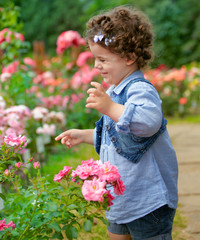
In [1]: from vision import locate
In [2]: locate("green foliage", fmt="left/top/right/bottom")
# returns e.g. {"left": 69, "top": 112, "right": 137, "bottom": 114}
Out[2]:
{"left": 0, "top": 2, "right": 23, "bottom": 31}
{"left": 0, "top": 3, "right": 30, "bottom": 66}
{"left": 0, "top": 143, "right": 108, "bottom": 240}
{"left": 1, "top": 70, "right": 38, "bottom": 108}
{"left": 1, "top": 0, "right": 200, "bottom": 67}
{"left": 146, "top": 0, "right": 200, "bottom": 68}
{"left": 18, "top": 0, "right": 85, "bottom": 55}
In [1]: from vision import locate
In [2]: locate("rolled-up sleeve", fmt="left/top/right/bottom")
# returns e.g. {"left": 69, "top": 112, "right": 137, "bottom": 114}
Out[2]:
{"left": 116, "top": 82, "right": 163, "bottom": 137}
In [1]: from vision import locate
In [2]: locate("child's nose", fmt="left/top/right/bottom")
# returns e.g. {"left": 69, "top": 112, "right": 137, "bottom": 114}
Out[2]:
{"left": 94, "top": 60, "right": 102, "bottom": 69}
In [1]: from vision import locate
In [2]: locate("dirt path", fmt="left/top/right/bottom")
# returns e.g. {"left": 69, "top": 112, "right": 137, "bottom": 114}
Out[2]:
{"left": 168, "top": 124, "right": 200, "bottom": 240}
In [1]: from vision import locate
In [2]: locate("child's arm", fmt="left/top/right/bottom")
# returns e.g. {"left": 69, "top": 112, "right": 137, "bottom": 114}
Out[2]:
{"left": 55, "top": 129, "right": 94, "bottom": 148}
{"left": 86, "top": 82, "right": 124, "bottom": 122}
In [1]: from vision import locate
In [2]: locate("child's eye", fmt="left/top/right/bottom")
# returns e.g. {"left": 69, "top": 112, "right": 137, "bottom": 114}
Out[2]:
{"left": 100, "top": 59, "right": 105, "bottom": 62}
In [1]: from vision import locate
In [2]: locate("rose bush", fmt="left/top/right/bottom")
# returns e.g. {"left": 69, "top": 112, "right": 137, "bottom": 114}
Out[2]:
{"left": 0, "top": 26, "right": 102, "bottom": 162}
{"left": 145, "top": 63, "right": 200, "bottom": 116}
{"left": 0, "top": 136, "right": 125, "bottom": 240}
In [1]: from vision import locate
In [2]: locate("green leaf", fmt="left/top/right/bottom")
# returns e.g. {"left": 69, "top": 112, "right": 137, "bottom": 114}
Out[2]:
{"left": 10, "top": 230, "right": 20, "bottom": 236}
{"left": 64, "top": 226, "right": 78, "bottom": 240}
{"left": 67, "top": 204, "right": 77, "bottom": 210}
{"left": 0, "top": 193, "right": 6, "bottom": 201}
{"left": 48, "top": 222, "right": 61, "bottom": 232}
{"left": 52, "top": 232, "right": 63, "bottom": 239}
{"left": 46, "top": 202, "right": 58, "bottom": 211}
{"left": 83, "top": 219, "right": 93, "bottom": 232}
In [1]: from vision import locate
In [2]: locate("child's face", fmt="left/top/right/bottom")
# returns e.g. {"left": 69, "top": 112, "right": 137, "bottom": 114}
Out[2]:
{"left": 89, "top": 42, "right": 136, "bottom": 86}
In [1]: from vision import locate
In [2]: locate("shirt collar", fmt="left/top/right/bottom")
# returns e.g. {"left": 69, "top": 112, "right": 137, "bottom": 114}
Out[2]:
{"left": 112, "top": 70, "right": 144, "bottom": 95}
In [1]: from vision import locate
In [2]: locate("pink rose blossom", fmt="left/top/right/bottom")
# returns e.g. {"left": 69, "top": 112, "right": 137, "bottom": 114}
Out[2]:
{"left": 0, "top": 28, "right": 24, "bottom": 44}
{"left": 4, "top": 134, "right": 27, "bottom": 147}
{"left": 81, "top": 177, "right": 107, "bottom": 202}
{"left": 15, "top": 162, "right": 21, "bottom": 168}
{"left": 106, "top": 190, "right": 115, "bottom": 207}
{"left": 0, "top": 72, "right": 12, "bottom": 82}
{"left": 4, "top": 169, "right": 10, "bottom": 176}
{"left": 113, "top": 178, "right": 125, "bottom": 196}
{"left": 36, "top": 123, "right": 56, "bottom": 136}
{"left": 24, "top": 57, "right": 36, "bottom": 67}
{"left": 0, "top": 219, "right": 15, "bottom": 231}
{"left": 76, "top": 51, "right": 93, "bottom": 67}
{"left": 72, "top": 158, "right": 100, "bottom": 180}
{"left": 2, "top": 61, "right": 19, "bottom": 74}
{"left": 32, "top": 107, "right": 49, "bottom": 120}
{"left": 99, "top": 161, "right": 121, "bottom": 183}
{"left": 56, "top": 30, "right": 85, "bottom": 54}
{"left": 33, "top": 161, "right": 40, "bottom": 169}
{"left": 53, "top": 166, "right": 72, "bottom": 182}
{"left": 70, "top": 65, "right": 99, "bottom": 89}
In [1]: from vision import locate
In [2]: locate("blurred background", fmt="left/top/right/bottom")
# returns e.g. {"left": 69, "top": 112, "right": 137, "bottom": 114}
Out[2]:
{"left": 1, "top": 0, "right": 200, "bottom": 68}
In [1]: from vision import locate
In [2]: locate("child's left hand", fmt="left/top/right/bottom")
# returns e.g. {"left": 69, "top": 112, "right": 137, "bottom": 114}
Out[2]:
{"left": 86, "top": 82, "right": 113, "bottom": 115}
{"left": 86, "top": 82, "right": 125, "bottom": 121}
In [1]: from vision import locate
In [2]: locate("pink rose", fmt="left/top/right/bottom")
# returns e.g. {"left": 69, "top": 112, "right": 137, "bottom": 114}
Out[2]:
{"left": 113, "top": 178, "right": 125, "bottom": 196}
{"left": 76, "top": 51, "right": 93, "bottom": 67}
{"left": 4, "top": 169, "right": 10, "bottom": 176}
{"left": 33, "top": 161, "right": 40, "bottom": 169}
{"left": 98, "top": 161, "right": 121, "bottom": 183}
{"left": 72, "top": 158, "right": 100, "bottom": 180}
{"left": 53, "top": 166, "right": 72, "bottom": 182}
{"left": 56, "top": 30, "right": 85, "bottom": 54}
{"left": 15, "top": 162, "right": 21, "bottom": 168}
{"left": 105, "top": 190, "right": 115, "bottom": 207}
{"left": 0, "top": 219, "right": 15, "bottom": 231}
{"left": 4, "top": 134, "right": 27, "bottom": 147}
{"left": 81, "top": 177, "right": 107, "bottom": 202}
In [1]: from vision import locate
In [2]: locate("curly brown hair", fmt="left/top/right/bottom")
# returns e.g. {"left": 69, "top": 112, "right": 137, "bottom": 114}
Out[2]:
{"left": 85, "top": 6, "right": 154, "bottom": 69}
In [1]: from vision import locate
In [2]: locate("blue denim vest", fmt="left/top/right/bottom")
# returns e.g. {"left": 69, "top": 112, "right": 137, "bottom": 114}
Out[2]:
{"left": 95, "top": 78, "right": 167, "bottom": 163}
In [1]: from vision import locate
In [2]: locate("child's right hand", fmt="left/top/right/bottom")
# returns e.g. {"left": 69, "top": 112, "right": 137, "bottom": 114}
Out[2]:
{"left": 55, "top": 129, "right": 84, "bottom": 148}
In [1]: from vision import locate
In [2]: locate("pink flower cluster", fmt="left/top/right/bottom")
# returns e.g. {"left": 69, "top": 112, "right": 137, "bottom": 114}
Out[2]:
{"left": 0, "top": 28, "right": 24, "bottom": 45}
{"left": 4, "top": 134, "right": 27, "bottom": 147}
{"left": 4, "top": 159, "right": 38, "bottom": 177}
{"left": 76, "top": 51, "right": 94, "bottom": 67}
{"left": 144, "top": 65, "right": 188, "bottom": 89}
{"left": 0, "top": 104, "right": 31, "bottom": 143}
{"left": 2, "top": 61, "right": 19, "bottom": 75}
{"left": 56, "top": 30, "right": 85, "bottom": 54}
{"left": 71, "top": 65, "right": 99, "bottom": 89}
{"left": 40, "top": 95, "right": 69, "bottom": 110}
{"left": 71, "top": 159, "right": 125, "bottom": 206}
{"left": 36, "top": 123, "right": 56, "bottom": 136}
{"left": 0, "top": 219, "right": 15, "bottom": 231}
{"left": 0, "top": 61, "right": 19, "bottom": 83}
{"left": 53, "top": 166, "right": 72, "bottom": 182}
{"left": 31, "top": 107, "right": 66, "bottom": 135}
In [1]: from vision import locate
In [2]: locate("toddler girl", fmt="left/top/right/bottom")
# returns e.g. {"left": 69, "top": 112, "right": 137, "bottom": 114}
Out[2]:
{"left": 56, "top": 6, "right": 178, "bottom": 240}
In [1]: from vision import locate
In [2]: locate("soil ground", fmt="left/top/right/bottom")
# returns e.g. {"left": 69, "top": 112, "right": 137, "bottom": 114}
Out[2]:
{"left": 168, "top": 124, "right": 200, "bottom": 240}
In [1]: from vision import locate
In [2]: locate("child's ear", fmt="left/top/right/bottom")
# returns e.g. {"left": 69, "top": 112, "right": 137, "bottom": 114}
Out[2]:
{"left": 126, "top": 53, "right": 137, "bottom": 66}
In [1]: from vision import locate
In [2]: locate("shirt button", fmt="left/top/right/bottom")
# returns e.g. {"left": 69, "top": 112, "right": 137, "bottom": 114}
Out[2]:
{"left": 116, "top": 147, "right": 122, "bottom": 153}
{"left": 105, "top": 124, "right": 110, "bottom": 131}
{"left": 111, "top": 136, "right": 116, "bottom": 142}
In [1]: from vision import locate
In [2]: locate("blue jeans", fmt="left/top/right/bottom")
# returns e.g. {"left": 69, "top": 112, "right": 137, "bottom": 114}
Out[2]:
{"left": 107, "top": 205, "right": 176, "bottom": 240}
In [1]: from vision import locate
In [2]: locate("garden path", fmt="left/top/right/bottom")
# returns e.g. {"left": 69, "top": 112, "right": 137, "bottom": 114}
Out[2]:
{"left": 168, "top": 124, "right": 200, "bottom": 240}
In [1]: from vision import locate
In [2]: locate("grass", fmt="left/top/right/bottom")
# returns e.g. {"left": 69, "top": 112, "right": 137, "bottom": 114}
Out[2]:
{"left": 42, "top": 141, "right": 188, "bottom": 240}
{"left": 167, "top": 114, "right": 200, "bottom": 124}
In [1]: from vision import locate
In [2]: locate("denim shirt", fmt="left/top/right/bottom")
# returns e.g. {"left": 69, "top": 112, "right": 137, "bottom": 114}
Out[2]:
{"left": 95, "top": 78, "right": 167, "bottom": 163}
{"left": 93, "top": 70, "right": 178, "bottom": 224}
